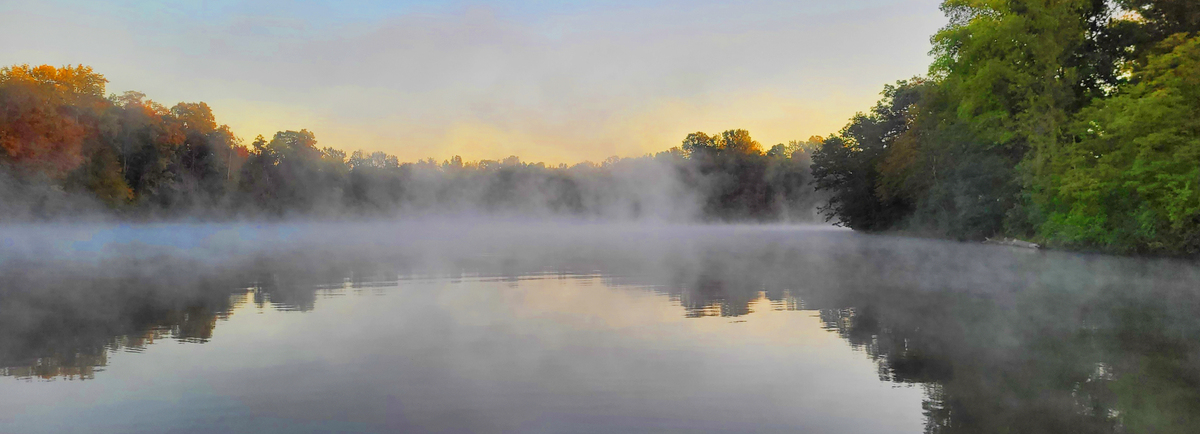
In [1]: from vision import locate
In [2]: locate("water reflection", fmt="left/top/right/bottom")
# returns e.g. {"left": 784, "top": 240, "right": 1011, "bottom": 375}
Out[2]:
{"left": 0, "top": 225, "right": 1198, "bottom": 433}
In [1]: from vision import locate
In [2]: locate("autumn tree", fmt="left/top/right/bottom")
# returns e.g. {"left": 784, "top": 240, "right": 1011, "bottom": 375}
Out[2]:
{"left": 0, "top": 64, "right": 107, "bottom": 179}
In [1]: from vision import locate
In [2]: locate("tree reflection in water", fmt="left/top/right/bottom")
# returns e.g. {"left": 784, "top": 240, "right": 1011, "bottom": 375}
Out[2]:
{"left": 0, "top": 226, "right": 1197, "bottom": 433}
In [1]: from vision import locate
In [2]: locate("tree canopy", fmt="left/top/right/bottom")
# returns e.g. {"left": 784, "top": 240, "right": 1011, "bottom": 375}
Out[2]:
{"left": 811, "top": 0, "right": 1200, "bottom": 255}
{"left": 4, "top": 0, "right": 1199, "bottom": 255}
{"left": 0, "top": 73, "right": 820, "bottom": 222}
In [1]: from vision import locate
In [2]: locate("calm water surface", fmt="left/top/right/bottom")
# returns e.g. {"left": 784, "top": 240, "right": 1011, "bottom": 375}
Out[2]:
{"left": 0, "top": 224, "right": 1197, "bottom": 433}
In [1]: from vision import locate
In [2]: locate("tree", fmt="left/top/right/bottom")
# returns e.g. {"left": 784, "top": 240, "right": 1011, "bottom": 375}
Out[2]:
{"left": 0, "top": 64, "right": 107, "bottom": 101}
{"left": 681, "top": 132, "right": 717, "bottom": 158}
{"left": 238, "top": 130, "right": 348, "bottom": 216}
{"left": 0, "top": 65, "right": 108, "bottom": 179}
{"left": 811, "top": 81, "right": 925, "bottom": 231}
{"left": 716, "top": 129, "right": 762, "bottom": 155}
{"left": 66, "top": 145, "right": 131, "bottom": 209}
{"left": 170, "top": 102, "right": 228, "bottom": 208}
{"left": 1040, "top": 34, "right": 1200, "bottom": 253}
{"left": 1115, "top": 0, "right": 1200, "bottom": 58}
{"left": 931, "top": 0, "right": 1109, "bottom": 152}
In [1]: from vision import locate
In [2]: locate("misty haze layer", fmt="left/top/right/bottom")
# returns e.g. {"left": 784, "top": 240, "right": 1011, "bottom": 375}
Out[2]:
{"left": 2, "top": 223, "right": 1199, "bottom": 433}
{"left": 0, "top": 66, "right": 823, "bottom": 222}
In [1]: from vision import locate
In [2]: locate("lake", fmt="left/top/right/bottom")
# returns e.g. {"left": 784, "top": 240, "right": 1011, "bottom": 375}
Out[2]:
{"left": 0, "top": 223, "right": 1197, "bottom": 433}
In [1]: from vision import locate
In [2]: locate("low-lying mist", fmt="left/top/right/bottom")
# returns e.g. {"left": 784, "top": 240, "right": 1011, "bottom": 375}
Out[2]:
{"left": 3, "top": 222, "right": 1200, "bottom": 432}
{"left": 0, "top": 63, "right": 827, "bottom": 225}
{"left": 2, "top": 221, "right": 1196, "bottom": 342}
{"left": 1, "top": 65, "right": 829, "bottom": 224}
{"left": 1, "top": 145, "right": 826, "bottom": 223}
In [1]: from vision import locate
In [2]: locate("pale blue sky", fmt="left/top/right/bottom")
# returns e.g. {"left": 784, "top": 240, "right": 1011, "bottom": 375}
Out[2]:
{"left": 1, "top": 0, "right": 946, "bottom": 163}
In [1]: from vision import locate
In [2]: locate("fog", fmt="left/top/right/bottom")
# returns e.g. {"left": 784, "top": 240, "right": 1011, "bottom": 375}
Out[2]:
{"left": 3, "top": 222, "right": 1199, "bottom": 432}
{"left": 0, "top": 144, "right": 826, "bottom": 224}
{"left": 0, "top": 63, "right": 824, "bottom": 224}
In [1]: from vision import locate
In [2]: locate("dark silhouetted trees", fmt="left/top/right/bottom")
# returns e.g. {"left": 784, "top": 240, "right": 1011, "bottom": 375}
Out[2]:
{"left": 0, "top": 69, "right": 819, "bottom": 222}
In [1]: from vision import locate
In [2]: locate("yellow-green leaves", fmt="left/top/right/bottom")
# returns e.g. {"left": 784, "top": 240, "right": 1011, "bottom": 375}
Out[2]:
{"left": 1040, "top": 34, "right": 1200, "bottom": 253}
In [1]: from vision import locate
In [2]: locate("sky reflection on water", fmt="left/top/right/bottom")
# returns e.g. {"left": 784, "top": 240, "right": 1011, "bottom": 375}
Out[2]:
{"left": 0, "top": 224, "right": 1197, "bottom": 433}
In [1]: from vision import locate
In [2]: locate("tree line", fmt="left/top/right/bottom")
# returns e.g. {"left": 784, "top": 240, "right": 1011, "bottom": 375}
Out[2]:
{"left": 810, "top": 0, "right": 1200, "bottom": 254}
{"left": 6, "top": 0, "right": 1197, "bottom": 255}
{"left": 0, "top": 64, "right": 820, "bottom": 222}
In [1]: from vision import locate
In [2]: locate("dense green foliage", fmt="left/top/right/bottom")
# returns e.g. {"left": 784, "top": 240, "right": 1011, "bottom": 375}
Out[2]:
{"left": 811, "top": 0, "right": 1200, "bottom": 255}
{"left": 0, "top": 66, "right": 817, "bottom": 221}
{"left": 1043, "top": 34, "right": 1200, "bottom": 253}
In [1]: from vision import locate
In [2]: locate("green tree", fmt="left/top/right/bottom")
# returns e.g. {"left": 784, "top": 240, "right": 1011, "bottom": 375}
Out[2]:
{"left": 1115, "top": 0, "right": 1200, "bottom": 58}
{"left": 1040, "top": 34, "right": 1200, "bottom": 253}
{"left": 66, "top": 145, "right": 131, "bottom": 209}
{"left": 681, "top": 132, "right": 718, "bottom": 158}
{"left": 238, "top": 130, "right": 348, "bottom": 216}
{"left": 811, "top": 82, "right": 925, "bottom": 231}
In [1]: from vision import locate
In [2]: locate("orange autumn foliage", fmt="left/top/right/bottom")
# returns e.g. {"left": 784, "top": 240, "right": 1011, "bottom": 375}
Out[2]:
{"left": 0, "top": 64, "right": 108, "bottom": 179}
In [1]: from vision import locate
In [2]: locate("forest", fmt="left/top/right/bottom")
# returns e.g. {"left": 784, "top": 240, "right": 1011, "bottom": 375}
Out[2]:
{"left": 810, "top": 0, "right": 1200, "bottom": 254}
{"left": 0, "top": 63, "right": 819, "bottom": 222}
{"left": 3, "top": 0, "right": 1199, "bottom": 255}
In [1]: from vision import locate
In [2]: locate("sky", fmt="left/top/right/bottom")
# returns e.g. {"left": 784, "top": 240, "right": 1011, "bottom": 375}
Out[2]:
{"left": 1, "top": 0, "right": 946, "bottom": 164}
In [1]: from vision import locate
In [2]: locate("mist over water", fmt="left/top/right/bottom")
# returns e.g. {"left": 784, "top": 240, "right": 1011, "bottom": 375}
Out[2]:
{"left": 1, "top": 223, "right": 1198, "bottom": 433}
{"left": 5, "top": 1, "right": 1200, "bottom": 432}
